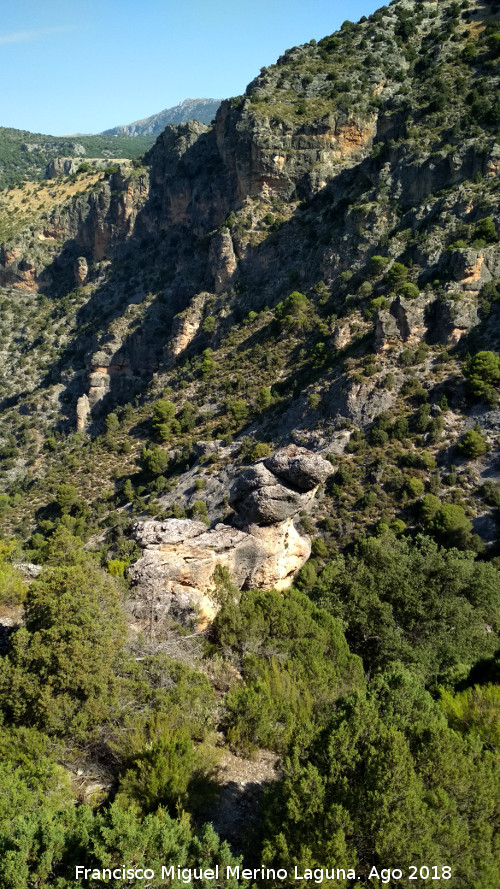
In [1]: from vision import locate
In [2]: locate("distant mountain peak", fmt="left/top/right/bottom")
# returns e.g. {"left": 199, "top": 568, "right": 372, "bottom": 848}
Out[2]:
{"left": 100, "top": 98, "right": 222, "bottom": 137}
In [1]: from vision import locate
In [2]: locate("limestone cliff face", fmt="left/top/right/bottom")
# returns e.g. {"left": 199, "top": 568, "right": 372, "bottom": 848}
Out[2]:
{"left": 44, "top": 166, "right": 149, "bottom": 261}
{"left": 215, "top": 101, "right": 377, "bottom": 201}
{"left": 128, "top": 448, "right": 333, "bottom": 631}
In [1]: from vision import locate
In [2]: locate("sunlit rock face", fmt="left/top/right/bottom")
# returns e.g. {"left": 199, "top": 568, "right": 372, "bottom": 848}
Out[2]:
{"left": 128, "top": 447, "right": 333, "bottom": 630}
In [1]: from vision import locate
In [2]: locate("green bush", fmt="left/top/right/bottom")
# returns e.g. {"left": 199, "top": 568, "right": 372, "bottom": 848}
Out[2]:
{"left": 307, "top": 533, "right": 500, "bottom": 679}
{"left": 399, "top": 282, "right": 419, "bottom": 299}
{"left": 0, "top": 562, "right": 126, "bottom": 738}
{"left": 229, "top": 399, "right": 249, "bottom": 422}
{"left": 212, "top": 587, "right": 364, "bottom": 754}
{"left": 368, "top": 255, "right": 390, "bottom": 278}
{"left": 385, "top": 262, "right": 408, "bottom": 288}
{"left": 458, "top": 428, "right": 490, "bottom": 458}
{"left": 473, "top": 217, "right": 498, "bottom": 244}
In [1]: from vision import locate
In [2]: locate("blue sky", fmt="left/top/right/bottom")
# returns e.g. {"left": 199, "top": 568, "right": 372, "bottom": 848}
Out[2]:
{"left": 1, "top": 0, "right": 378, "bottom": 135}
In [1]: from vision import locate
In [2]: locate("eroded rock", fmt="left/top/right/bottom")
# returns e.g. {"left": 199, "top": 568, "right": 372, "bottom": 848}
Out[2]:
{"left": 264, "top": 446, "right": 334, "bottom": 490}
{"left": 128, "top": 448, "right": 329, "bottom": 630}
{"left": 128, "top": 517, "right": 310, "bottom": 631}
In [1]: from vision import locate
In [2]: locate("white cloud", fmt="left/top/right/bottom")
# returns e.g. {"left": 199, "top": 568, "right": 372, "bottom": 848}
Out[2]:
{"left": 0, "top": 26, "right": 70, "bottom": 45}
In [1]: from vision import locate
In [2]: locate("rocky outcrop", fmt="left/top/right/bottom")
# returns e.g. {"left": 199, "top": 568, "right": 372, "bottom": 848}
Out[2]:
{"left": 0, "top": 246, "right": 41, "bottom": 291}
{"left": 434, "top": 297, "right": 480, "bottom": 346}
{"left": 375, "top": 294, "right": 431, "bottom": 351}
{"left": 209, "top": 230, "right": 238, "bottom": 293}
{"left": 76, "top": 394, "right": 91, "bottom": 431}
{"left": 229, "top": 447, "right": 333, "bottom": 525}
{"left": 73, "top": 256, "right": 89, "bottom": 285}
{"left": 128, "top": 447, "right": 332, "bottom": 630}
{"left": 168, "top": 292, "right": 210, "bottom": 360}
{"left": 446, "top": 246, "right": 500, "bottom": 291}
{"left": 128, "top": 517, "right": 310, "bottom": 631}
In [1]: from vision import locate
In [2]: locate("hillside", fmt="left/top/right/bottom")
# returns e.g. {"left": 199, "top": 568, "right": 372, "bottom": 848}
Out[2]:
{"left": 0, "top": 1, "right": 498, "bottom": 886}
{"left": 101, "top": 97, "right": 222, "bottom": 136}
{"left": 0, "top": 127, "right": 155, "bottom": 189}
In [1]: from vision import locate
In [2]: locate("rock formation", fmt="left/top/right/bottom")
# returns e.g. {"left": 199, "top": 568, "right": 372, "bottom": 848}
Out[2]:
{"left": 128, "top": 447, "right": 333, "bottom": 631}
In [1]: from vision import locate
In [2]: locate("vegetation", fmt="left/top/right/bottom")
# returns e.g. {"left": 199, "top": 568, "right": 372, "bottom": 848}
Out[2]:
{"left": 0, "top": 0, "right": 498, "bottom": 885}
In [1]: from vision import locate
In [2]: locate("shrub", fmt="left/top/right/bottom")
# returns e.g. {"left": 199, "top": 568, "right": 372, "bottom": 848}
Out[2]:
{"left": 251, "top": 442, "right": 272, "bottom": 461}
{"left": 274, "top": 291, "right": 314, "bottom": 332}
{"left": 399, "top": 282, "right": 419, "bottom": 299}
{"left": 367, "top": 296, "right": 389, "bottom": 317}
{"left": 191, "top": 500, "right": 209, "bottom": 523}
{"left": 0, "top": 562, "right": 125, "bottom": 738}
{"left": 229, "top": 399, "right": 249, "bottom": 422}
{"left": 406, "top": 477, "right": 425, "bottom": 498}
{"left": 257, "top": 387, "right": 272, "bottom": 411}
{"left": 368, "top": 255, "right": 390, "bottom": 278}
{"left": 473, "top": 217, "right": 498, "bottom": 244}
{"left": 142, "top": 446, "right": 169, "bottom": 476}
{"left": 458, "top": 428, "right": 490, "bottom": 458}
{"left": 369, "top": 427, "right": 389, "bottom": 447}
{"left": 385, "top": 262, "right": 409, "bottom": 288}
{"left": 201, "top": 315, "right": 216, "bottom": 334}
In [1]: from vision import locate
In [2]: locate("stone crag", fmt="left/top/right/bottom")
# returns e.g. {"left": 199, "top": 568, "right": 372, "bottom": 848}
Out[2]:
{"left": 128, "top": 447, "right": 333, "bottom": 631}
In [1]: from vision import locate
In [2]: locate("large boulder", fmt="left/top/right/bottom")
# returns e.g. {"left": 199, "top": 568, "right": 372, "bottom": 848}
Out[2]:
{"left": 229, "top": 446, "right": 333, "bottom": 525}
{"left": 264, "top": 446, "right": 334, "bottom": 490}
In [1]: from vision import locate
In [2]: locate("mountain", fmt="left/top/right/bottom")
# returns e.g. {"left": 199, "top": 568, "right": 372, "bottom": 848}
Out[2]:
{"left": 100, "top": 97, "right": 222, "bottom": 136}
{"left": 0, "top": 1, "right": 499, "bottom": 883}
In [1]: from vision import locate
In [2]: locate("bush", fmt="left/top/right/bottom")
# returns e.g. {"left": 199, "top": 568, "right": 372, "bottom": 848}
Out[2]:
{"left": 458, "top": 428, "right": 490, "bottom": 458}
{"left": 274, "top": 291, "right": 314, "bottom": 332}
{"left": 369, "top": 427, "right": 389, "bottom": 446}
{"left": 0, "top": 562, "right": 126, "bottom": 738}
{"left": 257, "top": 386, "right": 272, "bottom": 411}
{"left": 399, "top": 282, "right": 419, "bottom": 299}
{"left": 473, "top": 217, "right": 498, "bottom": 244}
{"left": 368, "top": 255, "right": 390, "bottom": 278}
{"left": 229, "top": 399, "right": 249, "bottom": 422}
{"left": 405, "top": 477, "right": 424, "bottom": 498}
{"left": 251, "top": 442, "right": 272, "bottom": 461}
{"left": 201, "top": 315, "right": 216, "bottom": 334}
{"left": 385, "top": 262, "right": 408, "bottom": 288}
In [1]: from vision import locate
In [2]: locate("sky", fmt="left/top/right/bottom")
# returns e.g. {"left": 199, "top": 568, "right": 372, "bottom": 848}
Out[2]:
{"left": 1, "top": 0, "right": 379, "bottom": 136}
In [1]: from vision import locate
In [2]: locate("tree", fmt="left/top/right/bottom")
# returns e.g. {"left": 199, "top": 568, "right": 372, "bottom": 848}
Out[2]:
{"left": 153, "top": 399, "right": 176, "bottom": 427}
{"left": 274, "top": 292, "right": 314, "bottom": 332}
{"left": 368, "top": 255, "right": 389, "bottom": 278}
{"left": 55, "top": 483, "right": 79, "bottom": 514}
{"left": 0, "top": 563, "right": 126, "bottom": 738}
{"left": 384, "top": 262, "right": 409, "bottom": 289}
{"left": 473, "top": 217, "right": 498, "bottom": 244}
{"left": 257, "top": 386, "right": 272, "bottom": 411}
{"left": 465, "top": 351, "right": 500, "bottom": 406}
{"left": 0, "top": 542, "right": 25, "bottom": 607}
{"left": 458, "top": 427, "right": 490, "bottom": 458}
{"left": 229, "top": 399, "right": 248, "bottom": 422}
{"left": 142, "top": 445, "right": 170, "bottom": 476}
{"left": 307, "top": 534, "right": 500, "bottom": 680}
